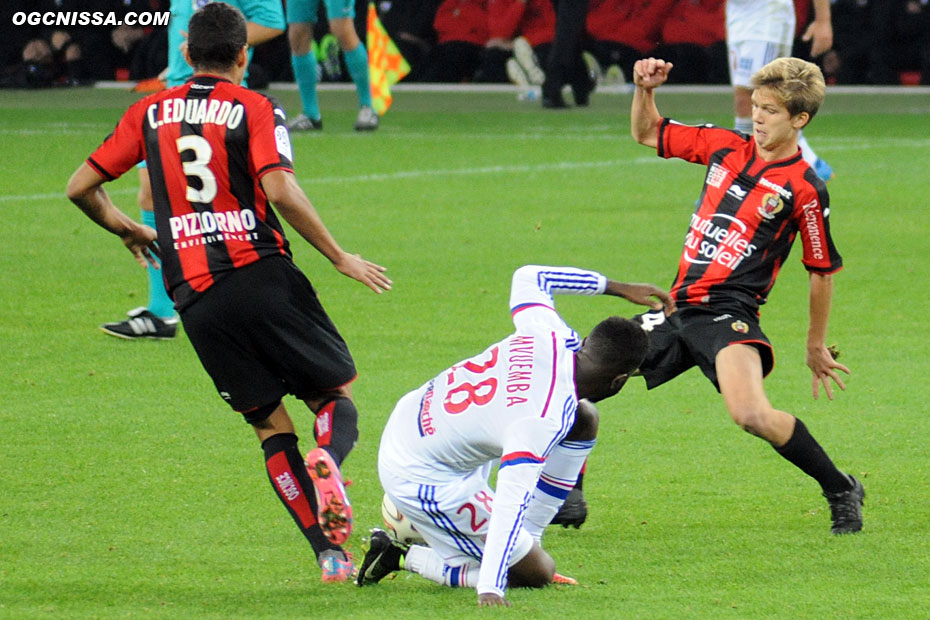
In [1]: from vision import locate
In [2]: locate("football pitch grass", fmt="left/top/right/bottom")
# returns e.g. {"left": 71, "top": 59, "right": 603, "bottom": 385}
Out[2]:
{"left": 1, "top": 84, "right": 929, "bottom": 619}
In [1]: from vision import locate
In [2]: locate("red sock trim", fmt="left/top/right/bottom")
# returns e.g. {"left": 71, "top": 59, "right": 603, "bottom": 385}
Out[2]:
{"left": 266, "top": 451, "right": 317, "bottom": 529}
{"left": 314, "top": 400, "right": 336, "bottom": 448}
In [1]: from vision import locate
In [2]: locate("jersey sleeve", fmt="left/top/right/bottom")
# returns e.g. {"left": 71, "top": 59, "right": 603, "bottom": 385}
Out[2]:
{"left": 476, "top": 404, "right": 575, "bottom": 597}
{"left": 509, "top": 265, "right": 606, "bottom": 349}
{"left": 85, "top": 99, "right": 148, "bottom": 181}
{"left": 794, "top": 182, "right": 843, "bottom": 274}
{"left": 247, "top": 95, "right": 294, "bottom": 179}
{"left": 657, "top": 118, "right": 746, "bottom": 166}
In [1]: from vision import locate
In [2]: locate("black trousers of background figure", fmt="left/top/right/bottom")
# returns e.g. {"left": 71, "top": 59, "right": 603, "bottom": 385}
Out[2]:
{"left": 543, "top": 0, "right": 590, "bottom": 104}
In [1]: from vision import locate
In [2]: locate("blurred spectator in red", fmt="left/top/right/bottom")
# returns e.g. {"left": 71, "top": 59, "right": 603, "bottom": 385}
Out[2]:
{"left": 422, "top": 0, "right": 489, "bottom": 82}
{"left": 378, "top": 0, "right": 443, "bottom": 82}
{"left": 584, "top": 0, "right": 675, "bottom": 83}
{"left": 477, "top": 0, "right": 554, "bottom": 83}
{"left": 652, "top": 0, "right": 727, "bottom": 83}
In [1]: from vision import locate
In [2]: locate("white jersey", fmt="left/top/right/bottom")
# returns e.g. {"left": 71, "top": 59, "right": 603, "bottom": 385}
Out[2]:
{"left": 726, "top": 0, "right": 795, "bottom": 45}
{"left": 378, "top": 265, "right": 607, "bottom": 597}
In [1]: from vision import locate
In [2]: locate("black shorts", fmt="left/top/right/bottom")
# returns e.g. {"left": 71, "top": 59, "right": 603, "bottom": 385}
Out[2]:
{"left": 180, "top": 256, "right": 357, "bottom": 421}
{"left": 633, "top": 304, "right": 774, "bottom": 391}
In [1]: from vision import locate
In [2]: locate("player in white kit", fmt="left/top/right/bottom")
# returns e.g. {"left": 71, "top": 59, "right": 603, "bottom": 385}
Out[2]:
{"left": 726, "top": 0, "right": 835, "bottom": 180}
{"left": 357, "top": 265, "right": 674, "bottom": 606}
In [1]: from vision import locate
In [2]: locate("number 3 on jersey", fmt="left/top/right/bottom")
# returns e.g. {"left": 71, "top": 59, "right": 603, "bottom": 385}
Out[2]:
{"left": 443, "top": 346, "right": 500, "bottom": 415}
{"left": 176, "top": 134, "right": 217, "bottom": 203}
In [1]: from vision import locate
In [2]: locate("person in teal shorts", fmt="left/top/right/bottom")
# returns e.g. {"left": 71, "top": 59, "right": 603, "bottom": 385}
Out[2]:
{"left": 286, "top": 0, "right": 379, "bottom": 132}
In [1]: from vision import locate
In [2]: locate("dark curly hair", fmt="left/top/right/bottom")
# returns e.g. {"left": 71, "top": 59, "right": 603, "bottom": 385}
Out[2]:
{"left": 585, "top": 316, "right": 649, "bottom": 377}
{"left": 187, "top": 2, "right": 247, "bottom": 73}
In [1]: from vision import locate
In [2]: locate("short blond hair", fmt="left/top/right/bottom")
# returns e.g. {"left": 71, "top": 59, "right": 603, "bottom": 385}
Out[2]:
{"left": 751, "top": 57, "right": 826, "bottom": 121}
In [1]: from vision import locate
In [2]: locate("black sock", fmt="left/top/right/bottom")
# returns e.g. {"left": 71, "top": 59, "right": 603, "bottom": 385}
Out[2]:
{"left": 262, "top": 433, "right": 338, "bottom": 558}
{"left": 575, "top": 471, "right": 585, "bottom": 491}
{"left": 313, "top": 397, "right": 359, "bottom": 465}
{"left": 774, "top": 418, "right": 852, "bottom": 494}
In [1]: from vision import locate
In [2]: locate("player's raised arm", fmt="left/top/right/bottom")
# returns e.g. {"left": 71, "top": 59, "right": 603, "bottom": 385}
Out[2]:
{"left": 261, "top": 170, "right": 391, "bottom": 294}
{"left": 631, "top": 57, "right": 673, "bottom": 148}
{"left": 510, "top": 265, "right": 673, "bottom": 311}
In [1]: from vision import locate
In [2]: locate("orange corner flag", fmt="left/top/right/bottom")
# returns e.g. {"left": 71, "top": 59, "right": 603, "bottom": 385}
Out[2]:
{"left": 367, "top": 3, "right": 410, "bottom": 115}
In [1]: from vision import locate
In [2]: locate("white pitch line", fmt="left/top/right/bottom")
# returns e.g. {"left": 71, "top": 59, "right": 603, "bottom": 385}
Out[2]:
{"left": 1, "top": 158, "right": 660, "bottom": 204}
{"left": 3, "top": 133, "right": 926, "bottom": 204}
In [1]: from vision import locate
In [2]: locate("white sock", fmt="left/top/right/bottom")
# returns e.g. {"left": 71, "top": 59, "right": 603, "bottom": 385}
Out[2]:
{"left": 734, "top": 116, "right": 752, "bottom": 134}
{"left": 405, "top": 545, "right": 479, "bottom": 588}
{"left": 523, "top": 438, "right": 596, "bottom": 541}
{"left": 797, "top": 131, "right": 819, "bottom": 165}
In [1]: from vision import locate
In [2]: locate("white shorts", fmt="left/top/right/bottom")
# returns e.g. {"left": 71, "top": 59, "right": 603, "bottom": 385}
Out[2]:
{"left": 727, "top": 39, "right": 792, "bottom": 88}
{"left": 380, "top": 462, "right": 534, "bottom": 568}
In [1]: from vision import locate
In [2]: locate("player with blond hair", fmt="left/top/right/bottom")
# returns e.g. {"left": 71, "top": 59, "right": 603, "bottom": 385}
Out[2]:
{"left": 619, "top": 55, "right": 863, "bottom": 534}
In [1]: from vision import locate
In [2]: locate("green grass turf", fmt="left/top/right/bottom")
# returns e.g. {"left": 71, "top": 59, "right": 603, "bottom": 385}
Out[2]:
{"left": 1, "top": 85, "right": 929, "bottom": 619}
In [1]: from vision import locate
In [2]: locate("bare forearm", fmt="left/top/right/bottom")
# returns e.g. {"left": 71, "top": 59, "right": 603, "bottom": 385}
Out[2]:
{"left": 275, "top": 195, "right": 345, "bottom": 264}
{"left": 807, "top": 272, "right": 834, "bottom": 348}
{"left": 631, "top": 86, "right": 661, "bottom": 147}
{"left": 804, "top": 0, "right": 833, "bottom": 55}
{"left": 261, "top": 170, "right": 343, "bottom": 262}
{"left": 67, "top": 165, "right": 136, "bottom": 235}
{"left": 604, "top": 278, "right": 674, "bottom": 312}
{"left": 811, "top": 0, "right": 831, "bottom": 24}
{"left": 246, "top": 23, "right": 284, "bottom": 47}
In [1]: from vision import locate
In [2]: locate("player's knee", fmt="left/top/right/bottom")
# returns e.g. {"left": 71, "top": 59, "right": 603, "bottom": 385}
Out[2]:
{"left": 328, "top": 20, "right": 359, "bottom": 50}
{"left": 565, "top": 399, "right": 599, "bottom": 441}
{"left": 245, "top": 399, "right": 285, "bottom": 427}
{"left": 728, "top": 405, "right": 771, "bottom": 439}
{"left": 287, "top": 23, "right": 313, "bottom": 54}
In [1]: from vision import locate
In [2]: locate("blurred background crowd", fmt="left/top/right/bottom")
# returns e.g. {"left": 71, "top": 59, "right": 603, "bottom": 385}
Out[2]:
{"left": 2, "top": 0, "right": 928, "bottom": 89}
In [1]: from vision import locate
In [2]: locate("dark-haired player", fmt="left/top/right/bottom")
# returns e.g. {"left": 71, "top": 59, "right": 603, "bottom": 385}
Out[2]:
{"left": 595, "top": 55, "right": 860, "bottom": 534}
{"left": 100, "top": 0, "right": 284, "bottom": 340}
{"left": 357, "top": 265, "right": 673, "bottom": 606}
{"left": 66, "top": 2, "right": 391, "bottom": 582}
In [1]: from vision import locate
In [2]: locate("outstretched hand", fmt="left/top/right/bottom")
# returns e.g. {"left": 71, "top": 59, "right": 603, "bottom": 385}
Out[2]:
{"left": 478, "top": 593, "right": 511, "bottom": 607}
{"left": 616, "top": 282, "right": 676, "bottom": 315}
{"left": 632, "top": 57, "right": 673, "bottom": 90}
{"left": 333, "top": 252, "right": 392, "bottom": 294}
{"left": 806, "top": 343, "right": 850, "bottom": 400}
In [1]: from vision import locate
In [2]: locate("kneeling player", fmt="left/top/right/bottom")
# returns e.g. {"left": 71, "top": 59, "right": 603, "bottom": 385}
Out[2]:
{"left": 356, "top": 265, "right": 673, "bottom": 606}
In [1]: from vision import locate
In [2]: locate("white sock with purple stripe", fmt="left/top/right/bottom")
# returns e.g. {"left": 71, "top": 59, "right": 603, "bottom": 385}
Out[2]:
{"left": 523, "top": 438, "right": 596, "bottom": 541}
{"left": 405, "top": 545, "right": 478, "bottom": 587}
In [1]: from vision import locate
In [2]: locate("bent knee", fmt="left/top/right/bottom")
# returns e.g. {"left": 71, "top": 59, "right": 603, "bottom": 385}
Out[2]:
{"left": 508, "top": 545, "right": 555, "bottom": 588}
{"left": 509, "top": 556, "right": 555, "bottom": 588}
{"left": 728, "top": 405, "right": 779, "bottom": 439}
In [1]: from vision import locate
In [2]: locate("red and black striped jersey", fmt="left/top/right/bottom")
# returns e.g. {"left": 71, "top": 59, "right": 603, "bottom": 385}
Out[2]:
{"left": 87, "top": 75, "right": 295, "bottom": 310}
{"left": 657, "top": 118, "right": 842, "bottom": 314}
